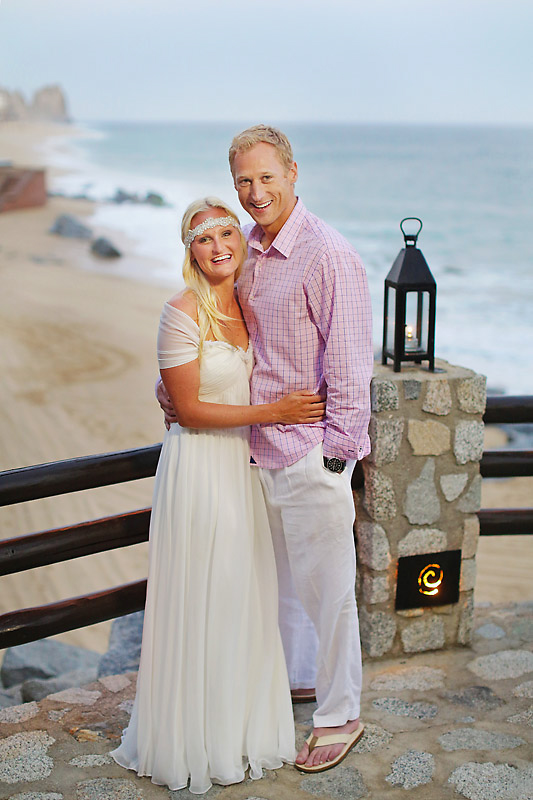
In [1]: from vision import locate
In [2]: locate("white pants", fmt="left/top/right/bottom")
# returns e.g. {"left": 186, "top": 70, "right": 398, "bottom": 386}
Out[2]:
{"left": 257, "top": 443, "right": 362, "bottom": 727}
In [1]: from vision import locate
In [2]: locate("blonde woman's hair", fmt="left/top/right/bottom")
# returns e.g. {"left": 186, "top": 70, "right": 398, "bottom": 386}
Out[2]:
{"left": 181, "top": 197, "right": 247, "bottom": 353}
{"left": 228, "top": 124, "right": 294, "bottom": 177}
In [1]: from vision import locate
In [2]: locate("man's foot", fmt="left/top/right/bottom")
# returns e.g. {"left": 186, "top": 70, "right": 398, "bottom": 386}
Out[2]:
{"left": 291, "top": 688, "right": 316, "bottom": 704}
{"left": 295, "top": 718, "right": 362, "bottom": 771}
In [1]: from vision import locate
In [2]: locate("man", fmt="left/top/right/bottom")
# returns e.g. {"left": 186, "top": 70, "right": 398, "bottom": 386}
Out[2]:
{"left": 159, "top": 125, "right": 373, "bottom": 772}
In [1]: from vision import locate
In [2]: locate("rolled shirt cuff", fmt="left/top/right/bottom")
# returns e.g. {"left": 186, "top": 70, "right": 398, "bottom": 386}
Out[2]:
{"left": 322, "top": 429, "right": 370, "bottom": 462}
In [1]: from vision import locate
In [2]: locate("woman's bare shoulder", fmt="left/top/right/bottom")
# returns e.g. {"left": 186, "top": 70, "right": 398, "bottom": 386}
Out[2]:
{"left": 166, "top": 289, "right": 198, "bottom": 322}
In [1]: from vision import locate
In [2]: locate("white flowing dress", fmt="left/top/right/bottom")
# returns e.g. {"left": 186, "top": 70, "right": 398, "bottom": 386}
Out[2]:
{"left": 111, "top": 303, "right": 295, "bottom": 794}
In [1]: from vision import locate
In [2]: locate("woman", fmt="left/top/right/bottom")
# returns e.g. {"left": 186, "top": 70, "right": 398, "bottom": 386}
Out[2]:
{"left": 111, "top": 197, "right": 325, "bottom": 793}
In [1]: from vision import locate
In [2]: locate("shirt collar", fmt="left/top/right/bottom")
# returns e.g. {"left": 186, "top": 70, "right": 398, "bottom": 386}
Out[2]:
{"left": 247, "top": 198, "right": 307, "bottom": 258}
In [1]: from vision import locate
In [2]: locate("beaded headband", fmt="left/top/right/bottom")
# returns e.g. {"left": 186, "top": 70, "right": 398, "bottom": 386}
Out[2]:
{"left": 184, "top": 215, "right": 240, "bottom": 247}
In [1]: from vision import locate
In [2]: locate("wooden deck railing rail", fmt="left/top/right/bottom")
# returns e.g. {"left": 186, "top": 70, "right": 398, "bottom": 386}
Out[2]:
{"left": 0, "top": 394, "right": 531, "bottom": 650}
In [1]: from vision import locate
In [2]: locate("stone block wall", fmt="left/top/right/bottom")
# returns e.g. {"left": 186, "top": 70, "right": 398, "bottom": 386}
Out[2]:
{"left": 355, "top": 359, "right": 486, "bottom": 658}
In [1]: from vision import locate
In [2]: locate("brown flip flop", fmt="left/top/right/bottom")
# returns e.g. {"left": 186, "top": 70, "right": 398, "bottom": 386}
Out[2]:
{"left": 291, "top": 688, "right": 317, "bottom": 704}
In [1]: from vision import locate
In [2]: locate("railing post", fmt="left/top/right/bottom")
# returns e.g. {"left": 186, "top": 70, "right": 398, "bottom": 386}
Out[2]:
{"left": 354, "top": 358, "right": 486, "bottom": 657}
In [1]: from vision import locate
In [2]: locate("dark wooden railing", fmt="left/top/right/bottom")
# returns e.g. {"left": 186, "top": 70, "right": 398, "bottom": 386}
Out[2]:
{"left": 0, "top": 509, "right": 151, "bottom": 575}
{"left": 0, "top": 581, "right": 147, "bottom": 651}
{"left": 0, "top": 444, "right": 161, "bottom": 506}
{"left": 0, "top": 394, "right": 531, "bottom": 650}
{"left": 478, "top": 395, "right": 533, "bottom": 536}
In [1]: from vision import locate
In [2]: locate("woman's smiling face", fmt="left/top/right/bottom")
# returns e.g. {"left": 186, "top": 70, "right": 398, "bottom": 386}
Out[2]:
{"left": 189, "top": 210, "right": 242, "bottom": 285}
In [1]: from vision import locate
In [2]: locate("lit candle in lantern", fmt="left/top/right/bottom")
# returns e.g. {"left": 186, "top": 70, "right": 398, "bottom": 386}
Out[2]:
{"left": 405, "top": 325, "right": 419, "bottom": 352}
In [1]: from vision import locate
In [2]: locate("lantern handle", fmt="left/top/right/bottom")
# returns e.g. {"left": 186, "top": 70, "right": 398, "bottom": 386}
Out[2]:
{"left": 400, "top": 217, "right": 423, "bottom": 246}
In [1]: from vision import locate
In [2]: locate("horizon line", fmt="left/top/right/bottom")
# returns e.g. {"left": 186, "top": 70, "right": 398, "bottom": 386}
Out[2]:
{"left": 74, "top": 118, "right": 533, "bottom": 131}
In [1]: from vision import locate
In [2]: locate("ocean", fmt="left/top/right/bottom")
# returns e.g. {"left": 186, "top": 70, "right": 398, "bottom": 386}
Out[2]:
{"left": 45, "top": 121, "right": 533, "bottom": 395}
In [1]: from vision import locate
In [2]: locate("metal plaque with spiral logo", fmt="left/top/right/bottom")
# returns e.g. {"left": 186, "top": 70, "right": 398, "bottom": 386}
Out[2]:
{"left": 395, "top": 550, "right": 462, "bottom": 610}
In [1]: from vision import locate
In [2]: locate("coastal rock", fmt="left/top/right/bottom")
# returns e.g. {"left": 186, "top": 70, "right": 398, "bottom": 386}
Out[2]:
{"left": 355, "top": 521, "right": 391, "bottom": 570}
{"left": 0, "top": 685, "right": 23, "bottom": 709}
{"left": 49, "top": 214, "right": 92, "bottom": 239}
{"left": 454, "top": 420, "right": 485, "bottom": 464}
{"left": 90, "top": 236, "right": 122, "bottom": 258}
{"left": 145, "top": 191, "right": 166, "bottom": 206}
{"left": 0, "top": 88, "right": 29, "bottom": 121}
{"left": 407, "top": 419, "right": 451, "bottom": 455}
{"left": 109, "top": 188, "right": 167, "bottom": 206}
{"left": 1, "top": 639, "right": 100, "bottom": 688}
{"left": 398, "top": 527, "right": 447, "bottom": 557}
{"left": 404, "top": 458, "right": 440, "bottom": 524}
{"left": 31, "top": 85, "right": 69, "bottom": 122}
{"left": 422, "top": 379, "right": 452, "bottom": 415}
{"left": 98, "top": 611, "right": 144, "bottom": 677}
{"left": 111, "top": 188, "right": 140, "bottom": 204}
{"left": 1, "top": 85, "right": 67, "bottom": 123}
{"left": 21, "top": 667, "right": 98, "bottom": 702}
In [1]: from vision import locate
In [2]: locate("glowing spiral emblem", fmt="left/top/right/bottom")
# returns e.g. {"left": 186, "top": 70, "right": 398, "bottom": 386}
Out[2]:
{"left": 418, "top": 563, "right": 443, "bottom": 596}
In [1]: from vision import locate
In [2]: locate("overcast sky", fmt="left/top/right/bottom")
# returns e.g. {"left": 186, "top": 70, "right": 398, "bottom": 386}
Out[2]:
{"left": 1, "top": 0, "right": 532, "bottom": 125}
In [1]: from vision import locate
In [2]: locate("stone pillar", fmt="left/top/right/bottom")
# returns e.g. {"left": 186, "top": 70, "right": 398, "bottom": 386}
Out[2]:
{"left": 355, "top": 358, "right": 486, "bottom": 658}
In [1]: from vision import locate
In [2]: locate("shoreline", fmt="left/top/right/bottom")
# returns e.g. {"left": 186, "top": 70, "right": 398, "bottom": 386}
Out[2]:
{"left": 0, "top": 121, "right": 176, "bottom": 653}
{"left": 0, "top": 120, "right": 532, "bottom": 656}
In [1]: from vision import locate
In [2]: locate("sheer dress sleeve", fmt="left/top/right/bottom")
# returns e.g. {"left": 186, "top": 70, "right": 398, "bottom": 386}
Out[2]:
{"left": 157, "top": 302, "right": 200, "bottom": 369}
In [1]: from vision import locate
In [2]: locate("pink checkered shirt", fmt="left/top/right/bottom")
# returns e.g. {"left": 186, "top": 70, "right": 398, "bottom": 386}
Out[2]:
{"left": 238, "top": 198, "right": 373, "bottom": 469}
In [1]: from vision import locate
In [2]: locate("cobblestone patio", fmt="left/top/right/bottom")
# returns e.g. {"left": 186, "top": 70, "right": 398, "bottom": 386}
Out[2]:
{"left": 1, "top": 602, "right": 532, "bottom": 800}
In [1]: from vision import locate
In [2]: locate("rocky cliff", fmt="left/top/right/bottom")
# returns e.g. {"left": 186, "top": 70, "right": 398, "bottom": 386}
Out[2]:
{"left": 0, "top": 84, "right": 70, "bottom": 122}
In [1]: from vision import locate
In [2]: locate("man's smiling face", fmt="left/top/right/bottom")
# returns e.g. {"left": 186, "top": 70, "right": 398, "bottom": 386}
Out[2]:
{"left": 232, "top": 142, "right": 297, "bottom": 240}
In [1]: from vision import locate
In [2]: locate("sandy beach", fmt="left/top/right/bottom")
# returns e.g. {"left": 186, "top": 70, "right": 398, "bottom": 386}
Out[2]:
{"left": 0, "top": 121, "right": 531, "bottom": 656}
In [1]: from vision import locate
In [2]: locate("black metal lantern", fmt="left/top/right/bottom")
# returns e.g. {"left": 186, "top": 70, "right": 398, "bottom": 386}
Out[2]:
{"left": 382, "top": 218, "right": 436, "bottom": 372}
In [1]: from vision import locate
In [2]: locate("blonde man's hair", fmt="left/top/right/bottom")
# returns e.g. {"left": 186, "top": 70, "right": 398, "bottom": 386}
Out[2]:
{"left": 229, "top": 124, "right": 294, "bottom": 176}
{"left": 180, "top": 196, "right": 247, "bottom": 354}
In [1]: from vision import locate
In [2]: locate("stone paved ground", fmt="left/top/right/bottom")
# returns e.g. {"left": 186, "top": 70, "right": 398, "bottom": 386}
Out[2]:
{"left": 0, "top": 602, "right": 532, "bottom": 800}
